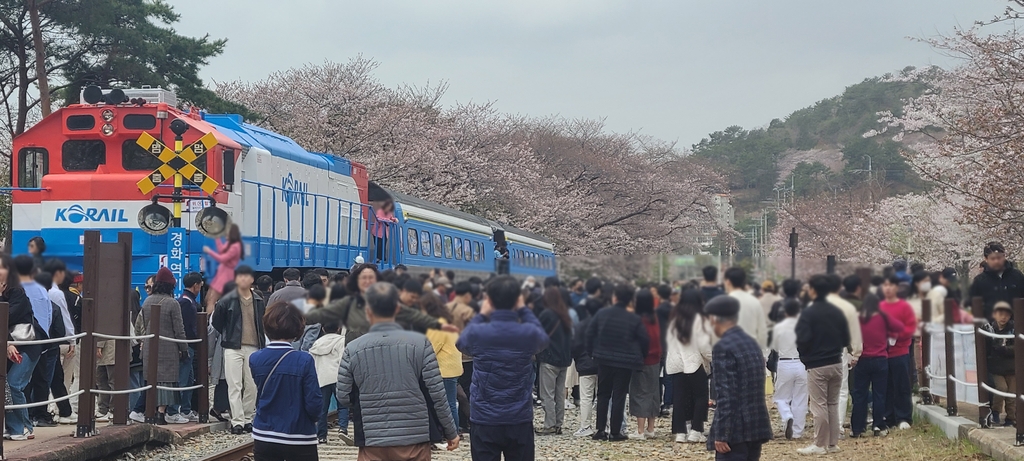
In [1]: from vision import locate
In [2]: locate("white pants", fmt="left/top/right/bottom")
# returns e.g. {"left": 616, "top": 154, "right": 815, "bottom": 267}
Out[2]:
{"left": 579, "top": 374, "right": 597, "bottom": 430}
{"left": 838, "top": 353, "right": 850, "bottom": 430}
{"left": 774, "top": 360, "right": 808, "bottom": 438}
{"left": 224, "top": 346, "right": 258, "bottom": 427}
{"left": 61, "top": 344, "right": 80, "bottom": 413}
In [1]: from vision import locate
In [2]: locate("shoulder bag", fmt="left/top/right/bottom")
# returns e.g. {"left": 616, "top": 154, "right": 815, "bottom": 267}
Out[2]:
{"left": 257, "top": 350, "right": 294, "bottom": 402}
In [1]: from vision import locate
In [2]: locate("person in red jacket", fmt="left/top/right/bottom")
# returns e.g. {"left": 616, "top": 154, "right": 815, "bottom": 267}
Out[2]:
{"left": 851, "top": 293, "right": 904, "bottom": 437}
{"left": 878, "top": 276, "right": 917, "bottom": 431}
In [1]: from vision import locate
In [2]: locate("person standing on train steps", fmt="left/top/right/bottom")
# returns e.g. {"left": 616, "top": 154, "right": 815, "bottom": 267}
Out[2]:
{"left": 337, "top": 282, "right": 460, "bottom": 461}
{"left": 457, "top": 275, "right": 549, "bottom": 461}
{"left": 212, "top": 265, "right": 267, "bottom": 435}
{"left": 203, "top": 223, "right": 244, "bottom": 315}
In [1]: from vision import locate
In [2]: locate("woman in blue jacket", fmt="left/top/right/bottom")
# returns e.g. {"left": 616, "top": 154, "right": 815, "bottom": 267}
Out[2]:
{"left": 249, "top": 302, "right": 322, "bottom": 461}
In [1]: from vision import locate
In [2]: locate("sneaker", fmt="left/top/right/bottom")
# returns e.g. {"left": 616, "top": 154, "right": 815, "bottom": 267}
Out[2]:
{"left": 686, "top": 430, "right": 706, "bottom": 443}
{"left": 95, "top": 412, "right": 111, "bottom": 422}
{"left": 608, "top": 433, "right": 629, "bottom": 442}
{"left": 129, "top": 411, "right": 145, "bottom": 423}
{"left": 8, "top": 432, "right": 28, "bottom": 441}
{"left": 644, "top": 430, "right": 656, "bottom": 439}
{"left": 785, "top": 418, "right": 794, "bottom": 440}
{"left": 231, "top": 425, "right": 244, "bottom": 435}
{"left": 185, "top": 411, "right": 200, "bottom": 422}
{"left": 32, "top": 418, "right": 57, "bottom": 427}
{"left": 659, "top": 408, "right": 671, "bottom": 418}
{"left": 165, "top": 413, "right": 190, "bottom": 424}
{"left": 535, "top": 427, "right": 559, "bottom": 436}
{"left": 318, "top": 436, "right": 327, "bottom": 444}
{"left": 797, "top": 445, "right": 827, "bottom": 455}
{"left": 244, "top": 423, "right": 253, "bottom": 433}
{"left": 338, "top": 429, "right": 355, "bottom": 446}
{"left": 591, "top": 431, "right": 608, "bottom": 441}
{"left": 58, "top": 414, "right": 78, "bottom": 425}
{"left": 827, "top": 446, "right": 841, "bottom": 454}
{"left": 627, "top": 432, "right": 646, "bottom": 440}
{"left": 573, "top": 426, "right": 595, "bottom": 437}
{"left": 898, "top": 422, "right": 911, "bottom": 430}
{"left": 564, "top": 401, "right": 575, "bottom": 410}
{"left": 873, "top": 427, "right": 888, "bottom": 437}
{"left": 675, "top": 433, "right": 687, "bottom": 443}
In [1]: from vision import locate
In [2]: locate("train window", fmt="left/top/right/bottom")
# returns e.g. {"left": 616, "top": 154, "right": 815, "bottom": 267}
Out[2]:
{"left": 477, "top": 242, "right": 484, "bottom": 262}
{"left": 65, "top": 115, "right": 95, "bottom": 131}
{"left": 433, "top": 233, "right": 442, "bottom": 258}
{"left": 121, "top": 139, "right": 163, "bottom": 171}
{"left": 420, "top": 230, "right": 431, "bottom": 256}
{"left": 62, "top": 140, "right": 105, "bottom": 171}
{"left": 18, "top": 148, "right": 48, "bottom": 188}
{"left": 464, "top": 239, "right": 473, "bottom": 260}
{"left": 122, "top": 114, "right": 157, "bottom": 130}
{"left": 444, "top": 236, "right": 453, "bottom": 259}
{"left": 407, "top": 228, "right": 418, "bottom": 255}
{"left": 454, "top": 238, "right": 463, "bottom": 260}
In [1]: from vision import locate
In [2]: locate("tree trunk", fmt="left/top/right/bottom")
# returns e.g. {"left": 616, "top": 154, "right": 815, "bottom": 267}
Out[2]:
{"left": 28, "top": 0, "right": 50, "bottom": 117}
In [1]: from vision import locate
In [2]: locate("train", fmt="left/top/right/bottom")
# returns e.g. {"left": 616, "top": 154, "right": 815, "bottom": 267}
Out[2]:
{"left": 9, "top": 86, "right": 557, "bottom": 287}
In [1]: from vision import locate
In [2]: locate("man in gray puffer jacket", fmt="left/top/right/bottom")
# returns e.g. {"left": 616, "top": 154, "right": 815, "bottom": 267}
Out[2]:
{"left": 337, "top": 282, "right": 460, "bottom": 458}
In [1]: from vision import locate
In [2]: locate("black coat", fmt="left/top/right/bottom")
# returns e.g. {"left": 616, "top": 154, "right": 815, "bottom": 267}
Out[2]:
{"left": 970, "top": 261, "right": 1024, "bottom": 320}
{"left": 212, "top": 289, "right": 267, "bottom": 350}
{"left": 983, "top": 319, "right": 1015, "bottom": 376}
{"left": 795, "top": 300, "right": 850, "bottom": 370}
{"left": 537, "top": 309, "right": 572, "bottom": 367}
{"left": 585, "top": 304, "right": 649, "bottom": 371}
{"left": 572, "top": 316, "right": 598, "bottom": 375}
{"left": 3, "top": 286, "right": 34, "bottom": 335}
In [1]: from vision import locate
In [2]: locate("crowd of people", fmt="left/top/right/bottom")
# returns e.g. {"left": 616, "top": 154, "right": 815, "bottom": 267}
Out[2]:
{"left": 5, "top": 236, "right": 1023, "bottom": 461}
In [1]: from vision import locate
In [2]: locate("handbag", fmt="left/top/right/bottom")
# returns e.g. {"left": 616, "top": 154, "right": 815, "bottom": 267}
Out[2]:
{"left": 10, "top": 323, "right": 35, "bottom": 342}
{"left": 766, "top": 349, "right": 779, "bottom": 373}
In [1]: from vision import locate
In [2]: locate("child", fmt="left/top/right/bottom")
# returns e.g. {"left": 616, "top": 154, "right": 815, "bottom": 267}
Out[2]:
{"left": 309, "top": 318, "right": 348, "bottom": 444}
{"left": 983, "top": 301, "right": 1016, "bottom": 427}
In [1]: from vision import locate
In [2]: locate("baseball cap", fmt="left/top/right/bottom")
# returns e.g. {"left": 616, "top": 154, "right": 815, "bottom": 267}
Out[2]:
{"left": 940, "top": 267, "right": 957, "bottom": 282}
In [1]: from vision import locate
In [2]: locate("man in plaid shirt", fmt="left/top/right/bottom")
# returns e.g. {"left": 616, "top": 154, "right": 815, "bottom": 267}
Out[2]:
{"left": 705, "top": 296, "right": 773, "bottom": 460}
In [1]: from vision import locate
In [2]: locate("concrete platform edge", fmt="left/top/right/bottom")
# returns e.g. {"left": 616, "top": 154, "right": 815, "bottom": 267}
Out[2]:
{"left": 915, "top": 403, "right": 1024, "bottom": 461}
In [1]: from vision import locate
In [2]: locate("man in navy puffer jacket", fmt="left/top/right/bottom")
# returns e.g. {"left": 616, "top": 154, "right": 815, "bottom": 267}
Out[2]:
{"left": 457, "top": 275, "right": 549, "bottom": 461}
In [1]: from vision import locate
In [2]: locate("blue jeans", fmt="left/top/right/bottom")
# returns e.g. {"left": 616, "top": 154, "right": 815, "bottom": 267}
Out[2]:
{"left": 27, "top": 347, "right": 58, "bottom": 421}
{"left": 129, "top": 367, "right": 144, "bottom": 411}
{"left": 885, "top": 354, "right": 912, "bottom": 428}
{"left": 171, "top": 348, "right": 195, "bottom": 415}
{"left": 318, "top": 384, "right": 336, "bottom": 439}
{"left": 851, "top": 356, "right": 888, "bottom": 434}
{"left": 7, "top": 344, "right": 42, "bottom": 436}
{"left": 444, "top": 377, "right": 459, "bottom": 430}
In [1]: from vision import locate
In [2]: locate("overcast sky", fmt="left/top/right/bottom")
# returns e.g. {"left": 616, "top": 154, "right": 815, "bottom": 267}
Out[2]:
{"left": 171, "top": 0, "right": 1003, "bottom": 147}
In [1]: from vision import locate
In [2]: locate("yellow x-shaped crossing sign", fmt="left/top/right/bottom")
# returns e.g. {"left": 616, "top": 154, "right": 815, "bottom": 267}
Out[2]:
{"left": 135, "top": 132, "right": 220, "bottom": 195}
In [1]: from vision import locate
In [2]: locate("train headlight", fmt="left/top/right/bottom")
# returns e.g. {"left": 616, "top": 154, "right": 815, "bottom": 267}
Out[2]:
{"left": 138, "top": 203, "right": 171, "bottom": 235}
{"left": 101, "top": 123, "right": 115, "bottom": 136}
{"left": 195, "top": 205, "right": 230, "bottom": 238}
{"left": 100, "top": 109, "right": 114, "bottom": 122}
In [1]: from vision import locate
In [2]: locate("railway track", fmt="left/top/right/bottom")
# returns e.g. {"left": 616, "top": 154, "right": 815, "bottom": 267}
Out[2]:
{"left": 199, "top": 440, "right": 254, "bottom": 461}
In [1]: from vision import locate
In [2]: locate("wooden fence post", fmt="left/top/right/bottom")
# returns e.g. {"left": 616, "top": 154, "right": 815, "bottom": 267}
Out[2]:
{"left": 0, "top": 302, "right": 8, "bottom": 458}
{"left": 76, "top": 298, "right": 97, "bottom": 437}
{"left": 972, "top": 296, "right": 990, "bottom": 427}
{"left": 197, "top": 312, "right": 210, "bottom": 424}
{"left": 945, "top": 298, "right": 958, "bottom": 416}
{"left": 921, "top": 299, "right": 932, "bottom": 405}
{"left": 145, "top": 303, "right": 160, "bottom": 423}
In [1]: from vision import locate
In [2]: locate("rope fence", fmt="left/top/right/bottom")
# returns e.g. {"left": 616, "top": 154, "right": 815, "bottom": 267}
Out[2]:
{"left": 89, "top": 385, "right": 152, "bottom": 396}
{"left": 157, "top": 335, "right": 202, "bottom": 344}
{"left": 5, "top": 390, "right": 85, "bottom": 410}
{"left": 9, "top": 332, "right": 87, "bottom": 346}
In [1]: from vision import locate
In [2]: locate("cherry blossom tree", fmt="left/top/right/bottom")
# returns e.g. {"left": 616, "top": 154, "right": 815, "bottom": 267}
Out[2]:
{"left": 217, "top": 58, "right": 726, "bottom": 256}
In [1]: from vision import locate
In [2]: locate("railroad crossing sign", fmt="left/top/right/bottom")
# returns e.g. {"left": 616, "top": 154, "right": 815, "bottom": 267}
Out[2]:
{"left": 135, "top": 132, "right": 219, "bottom": 195}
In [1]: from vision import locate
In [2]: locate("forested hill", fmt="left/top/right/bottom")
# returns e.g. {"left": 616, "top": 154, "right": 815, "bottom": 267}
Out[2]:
{"left": 692, "top": 67, "right": 930, "bottom": 214}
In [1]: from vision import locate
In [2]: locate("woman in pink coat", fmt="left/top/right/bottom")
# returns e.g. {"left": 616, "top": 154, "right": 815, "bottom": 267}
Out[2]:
{"left": 203, "top": 223, "right": 243, "bottom": 314}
